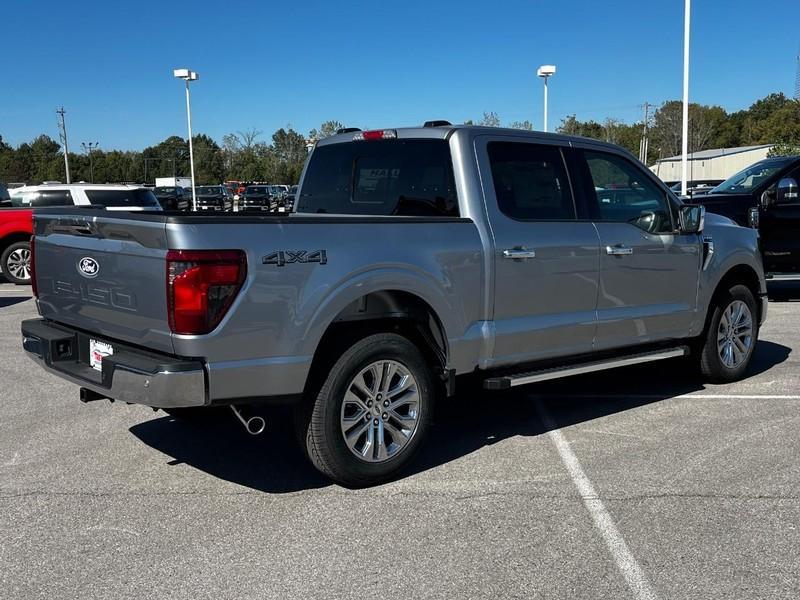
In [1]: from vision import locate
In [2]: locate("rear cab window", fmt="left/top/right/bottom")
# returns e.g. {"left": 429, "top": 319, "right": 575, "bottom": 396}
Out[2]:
{"left": 84, "top": 188, "right": 160, "bottom": 208}
{"left": 297, "top": 139, "right": 459, "bottom": 217}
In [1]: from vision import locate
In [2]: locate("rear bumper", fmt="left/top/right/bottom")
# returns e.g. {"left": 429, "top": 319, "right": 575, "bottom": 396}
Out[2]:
{"left": 21, "top": 318, "right": 207, "bottom": 408}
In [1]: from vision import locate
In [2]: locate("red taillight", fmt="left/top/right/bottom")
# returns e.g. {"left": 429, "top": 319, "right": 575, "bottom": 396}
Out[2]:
{"left": 354, "top": 129, "right": 397, "bottom": 141}
{"left": 30, "top": 236, "right": 38, "bottom": 297}
{"left": 166, "top": 250, "right": 246, "bottom": 335}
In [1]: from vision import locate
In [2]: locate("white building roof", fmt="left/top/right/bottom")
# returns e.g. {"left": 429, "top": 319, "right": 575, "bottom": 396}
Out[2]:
{"left": 656, "top": 144, "right": 773, "bottom": 163}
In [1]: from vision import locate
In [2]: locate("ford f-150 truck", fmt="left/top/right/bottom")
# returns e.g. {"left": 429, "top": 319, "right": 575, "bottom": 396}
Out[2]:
{"left": 21, "top": 125, "right": 767, "bottom": 486}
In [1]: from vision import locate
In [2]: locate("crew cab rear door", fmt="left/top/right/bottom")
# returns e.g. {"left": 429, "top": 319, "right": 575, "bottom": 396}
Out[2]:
{"left": 573, "top": 147, "right": 701, "bottom": 349}
{"left": 33, "top": 210, "right": 173, "bottom": 353}
{"left": 475, "top": 136, "right": 600, "bottom": 367}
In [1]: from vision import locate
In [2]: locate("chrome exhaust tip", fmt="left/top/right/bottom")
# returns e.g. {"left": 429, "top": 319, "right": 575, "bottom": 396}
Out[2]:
{"left": 230, "top": 405, "right": 266, "bottom": 435}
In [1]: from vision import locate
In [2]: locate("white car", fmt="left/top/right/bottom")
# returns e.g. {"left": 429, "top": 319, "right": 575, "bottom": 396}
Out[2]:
{"left": 9, "top": 183, "right": 162, "bottom": 211}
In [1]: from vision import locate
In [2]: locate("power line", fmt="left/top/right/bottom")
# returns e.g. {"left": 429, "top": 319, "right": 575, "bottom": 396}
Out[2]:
{"left": 794, "top": 48, "right": 800, "bottom": 100}
{"left": 56, "top": 107, "right": 71, "bottom": 183}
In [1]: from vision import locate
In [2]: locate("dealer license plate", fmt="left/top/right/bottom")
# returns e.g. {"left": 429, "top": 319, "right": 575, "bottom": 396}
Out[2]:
{"left": 89, "top": 339, "right": 114, "bottom": 372}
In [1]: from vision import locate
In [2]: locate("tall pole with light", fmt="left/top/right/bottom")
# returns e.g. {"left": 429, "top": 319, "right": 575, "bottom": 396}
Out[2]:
{"left": 173, "top": 68, "right": 199, "bottom": 211}
{"left": 537, "top": 65, "right": 556, "bottom": 133}
{"left": 680, "top": 0, "right": 691, "bottom": 196}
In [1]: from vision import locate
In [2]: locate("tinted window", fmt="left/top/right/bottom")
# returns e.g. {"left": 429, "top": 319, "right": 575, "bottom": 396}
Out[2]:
{"left": 35, "top": 190, "right": 74, "bottom": 206}
{"left": 246, "top": 186, "right": 268, "bottom": 194}
{"left": 584, "top": 151, "right": 673, "bottom": 233}
{"left": 298, "top": 139, "right": 459, "bottom": 217}
{"left": 487, "top": 142, "right": 574, "bottom": 220}
{"left": 155, "top": 187, "right": 177, "bottom": 195}
{"left": 10, "top": 190, "right": 73, "bottom": 207}
{"left": 195, "top": 186, "right": 221, "bottom": 195}
{"left": 84, "top": 188, "right": 160, "bottom": 208}
{"left": 712, "top": 159, "right": 792, "bottom": 194}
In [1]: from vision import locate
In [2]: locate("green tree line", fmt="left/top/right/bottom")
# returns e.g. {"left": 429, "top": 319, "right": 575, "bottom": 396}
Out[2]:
{"left": 2, "top": 95, "right": 799, "bottom": 185}
{"left": 0, "top": 127, "right": 312, "bottom": 185}
{"left": 554, "top": 92, "right": 800, "bottom": 163}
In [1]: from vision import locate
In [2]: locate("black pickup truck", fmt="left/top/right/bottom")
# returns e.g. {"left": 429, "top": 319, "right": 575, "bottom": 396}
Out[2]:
{"left": 696, "top": 156, "right": 800, "bottom": 273}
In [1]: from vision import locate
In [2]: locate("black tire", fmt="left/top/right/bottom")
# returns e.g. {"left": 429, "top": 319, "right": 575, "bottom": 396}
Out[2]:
{"left": 1, "top": 241, "right": 32, "bottom": 285}
{"left": 296, "top": 333, "right": 434, "bottom": 487}
{"left": 697, "top": 284, "right": 759, "bottom": 383}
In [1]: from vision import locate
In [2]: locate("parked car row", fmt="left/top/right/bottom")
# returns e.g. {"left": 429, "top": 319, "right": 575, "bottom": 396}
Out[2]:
{"left": 155, "top": 182, "right": 296, "bottom": 212}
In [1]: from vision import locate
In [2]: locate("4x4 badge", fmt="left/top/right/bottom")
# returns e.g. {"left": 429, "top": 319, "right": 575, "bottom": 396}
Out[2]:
{"left": 262, "top": 250, "right": 327, "bottom": 267}
{"left": 77, "top": 257, "right": 100, "bottom": 278}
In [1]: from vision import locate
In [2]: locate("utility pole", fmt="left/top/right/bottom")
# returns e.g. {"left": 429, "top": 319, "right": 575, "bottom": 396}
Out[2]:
{"left": 82, "top": 142, "right": 99, "bottom": 183}
{"left": 56, "top": 107, "right": 71, "bottom": 183}
{"left": 638, "top": 102, "right": 652, "bottom": 163}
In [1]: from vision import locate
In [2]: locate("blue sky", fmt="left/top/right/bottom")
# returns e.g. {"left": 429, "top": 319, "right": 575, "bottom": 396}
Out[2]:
{"left": 2, "top": 0, "right": 798, "bottom": 150}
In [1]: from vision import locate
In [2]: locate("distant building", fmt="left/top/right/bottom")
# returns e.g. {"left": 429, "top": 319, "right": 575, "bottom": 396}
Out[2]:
{"left": 650, "top": 144, "right": 774, "bottom": 183}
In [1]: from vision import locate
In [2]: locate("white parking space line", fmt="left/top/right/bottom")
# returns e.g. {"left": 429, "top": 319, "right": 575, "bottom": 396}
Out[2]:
{"left": 539, "top": 394, "right": 800, "bottom": 400}
{"left": 536, "top": 400, "right": 659, "bottom": 600}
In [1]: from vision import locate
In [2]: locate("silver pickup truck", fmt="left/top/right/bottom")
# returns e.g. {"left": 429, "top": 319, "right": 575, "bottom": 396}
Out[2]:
{"left": 22, "top": 125, "right": 767, "bottom": 486}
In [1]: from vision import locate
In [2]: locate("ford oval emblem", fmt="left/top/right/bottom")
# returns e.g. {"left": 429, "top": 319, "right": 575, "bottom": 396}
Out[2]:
{"left": 77, "top": 257, "right": 100, "bottom": 278}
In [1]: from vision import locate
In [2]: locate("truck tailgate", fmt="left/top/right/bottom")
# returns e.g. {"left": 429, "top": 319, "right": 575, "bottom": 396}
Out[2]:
{"left": 33, "top": 212, "right": 174, "bottom": 354}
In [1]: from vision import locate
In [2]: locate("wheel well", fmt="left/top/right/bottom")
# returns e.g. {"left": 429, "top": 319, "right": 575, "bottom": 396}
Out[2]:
{"left": 707, "top": 264, "right": 763, "bottom": 328}
{"left": 306, "top": 290, "right": 449, "bottom": 394}
{"left": 0, "top": 233, "right": 32, "bottom": 256}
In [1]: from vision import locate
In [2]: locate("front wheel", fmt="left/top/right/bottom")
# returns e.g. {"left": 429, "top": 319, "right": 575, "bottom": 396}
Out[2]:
{"left": 697, "top": 284, "right": 759, "bottom": 382}
{"left": 297, "top": 333, "right": 434, "bottom": 487}
{"left": 1, "top": 241, "right": 32, "bottom": 285}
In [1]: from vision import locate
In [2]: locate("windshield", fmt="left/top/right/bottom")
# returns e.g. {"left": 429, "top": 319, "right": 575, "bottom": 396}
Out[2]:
{"left": 712, "top": 160, "right": 791, "bottom": 194}
{"left": 84, "top": 188, "right": 160, "bottom": 208}
{"left": 155, "top": 187, "right": 176, "bottom": 195}
{"left": 246, "top": 186, "right": 268, "bottom": 195}
{"left": 196, "top": 186, "right": 220, "bottom": 195}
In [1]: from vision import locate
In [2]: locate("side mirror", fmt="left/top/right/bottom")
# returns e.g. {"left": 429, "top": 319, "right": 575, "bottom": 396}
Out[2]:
{"left": 679, "top": 204, "right": 704, "bottom": 234}
{"left": 776, "top": 177, "right": 799, "bottom": 205}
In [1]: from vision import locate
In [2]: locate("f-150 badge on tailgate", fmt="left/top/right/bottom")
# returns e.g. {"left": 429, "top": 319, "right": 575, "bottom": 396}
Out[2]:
{"left": 262, "top": 250, "right": 327, "bottom": 267}
{"left": 77, "top": 257, "right": 100, "bottom": 278}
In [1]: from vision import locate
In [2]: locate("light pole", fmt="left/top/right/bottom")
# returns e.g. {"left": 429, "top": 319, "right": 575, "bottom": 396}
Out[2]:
{"left": 537, "top": 65, "right": 556, "bottom": 133}
{"left": 680, "top": 0, "right": 691, "bottom": 196}
{"left": 81, "top": 142, "right": 99, "bottom": 183}
{"left": 173, "top": 68, "right": 199, "bottom": 211}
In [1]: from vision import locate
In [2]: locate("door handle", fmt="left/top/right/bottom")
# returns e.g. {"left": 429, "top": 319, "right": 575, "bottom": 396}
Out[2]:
{"left": 606, "top": 244, "right": 633, "bottom": 256}
{"left": 502, "top": 248, "right": 537, "bottom": 260}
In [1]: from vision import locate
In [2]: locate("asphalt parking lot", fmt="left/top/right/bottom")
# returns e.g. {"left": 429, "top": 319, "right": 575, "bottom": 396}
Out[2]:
{"left": 1, "top": 279, "right": 798, "bottom": 600}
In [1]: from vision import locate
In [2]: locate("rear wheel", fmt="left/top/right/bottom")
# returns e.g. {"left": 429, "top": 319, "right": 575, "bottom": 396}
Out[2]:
{"left": 1, "top": 241, "right": 32, "bottom": 285}
{"left": 296, "top": 333, "right": 434, "bottom": 487}
{"left": 697, "top": 284, "right": 758, "bottom": 382}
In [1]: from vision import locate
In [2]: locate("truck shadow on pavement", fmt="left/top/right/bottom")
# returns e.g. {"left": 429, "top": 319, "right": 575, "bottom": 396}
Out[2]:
{"left": 129, "top": 339, "right": 790, "bottom": 493}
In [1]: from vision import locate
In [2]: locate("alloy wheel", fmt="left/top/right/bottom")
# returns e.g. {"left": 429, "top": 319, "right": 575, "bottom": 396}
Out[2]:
{"left": 6, "top": 247, "right": 31, "bottom": 281}
{"left": 717, "top": 299, "right": 753, "bottom": 369}
{"left": 340, "top": 360, "right": 420, "bottom": 463}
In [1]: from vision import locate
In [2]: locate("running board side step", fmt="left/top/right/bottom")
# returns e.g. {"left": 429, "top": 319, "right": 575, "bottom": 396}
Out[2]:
{"left": 483, "top": 346, "right": 689, "bottom": 390}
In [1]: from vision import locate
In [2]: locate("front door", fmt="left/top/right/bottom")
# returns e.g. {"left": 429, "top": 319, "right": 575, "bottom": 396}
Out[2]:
{"left": 477, "top": 137, "right": 600, "bottom": 367}
{"left": 577, "top": 148, "right": 701, "bottom": 350}
{"left": 760, "top": 165, "right": 800, "bottom": 272}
